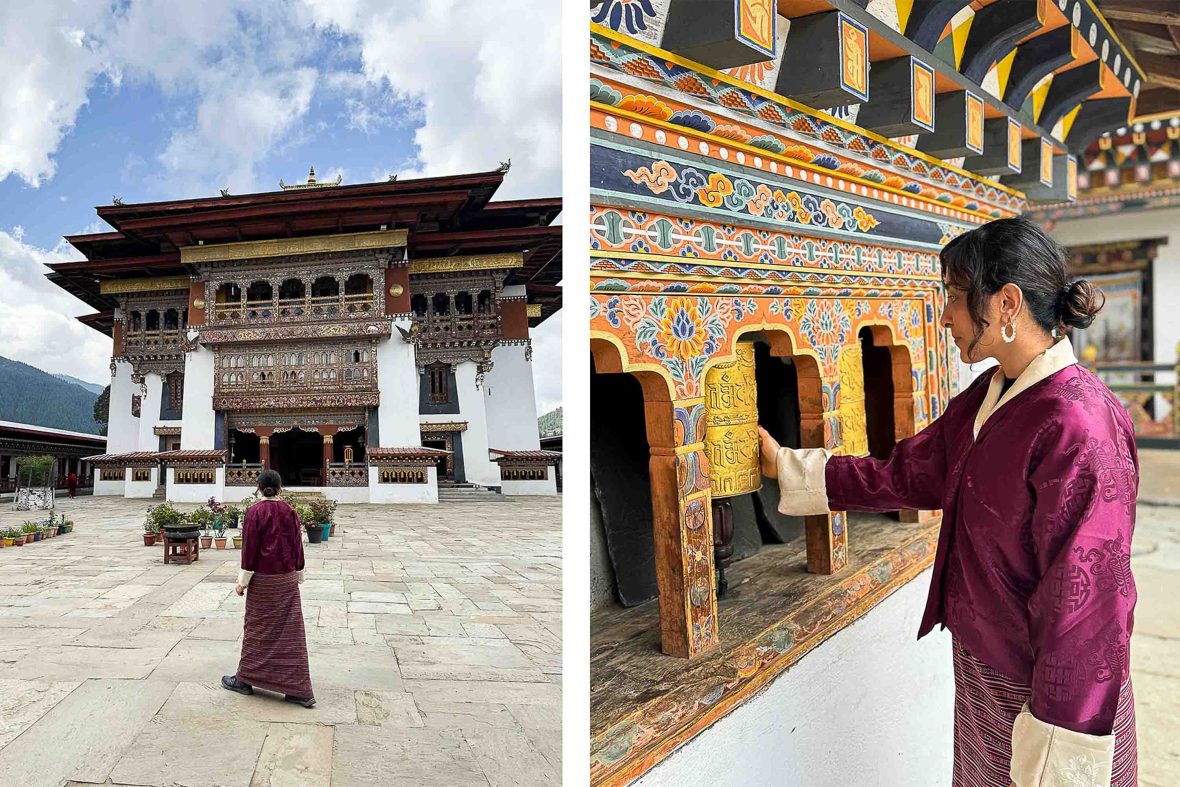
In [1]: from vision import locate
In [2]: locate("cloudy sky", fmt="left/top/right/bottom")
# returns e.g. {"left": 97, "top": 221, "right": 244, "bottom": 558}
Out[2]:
{"left": 0, "top": 0, "right": 562, "bottom": 414}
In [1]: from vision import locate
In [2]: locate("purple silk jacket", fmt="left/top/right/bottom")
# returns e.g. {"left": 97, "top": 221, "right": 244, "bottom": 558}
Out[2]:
{"left": 824, "top": 351, "right": 1138, "bottom": 736}
{"left": 241, "top": 499, "right": 306, "bottom": 575}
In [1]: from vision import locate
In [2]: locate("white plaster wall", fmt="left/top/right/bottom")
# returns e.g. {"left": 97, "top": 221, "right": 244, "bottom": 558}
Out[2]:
{"left": 483, "top": 343, "right": 542, "bottom": 452}
{"left": 181, "top": 340, "right": 217, "bottom": 450}
{"left": 223, "top": 484, "right": 258, "bottom": 504}
{"left": 166, "top": 467, "right": 224, "bottom": 503}
{"left": 93, "top": 476, "right": 125, "bottom": 496}
{"left": 454, "top": 361, "right": 499, "bottom": 487}
{"left": 1048, "top": 208, "right": 1180, "bottom": 419}
{"left": 501, "top": 477, "right": 557, "bottom": 496}
{"left": 136, "top": 373, "right": 164, "bottom": 451}
{"left": 368, "top": 466, "right": 439, "bottom": 504}
{"left": 376, "top": 320, "right": 422, "bottom": 446}
{"left": 635, "top": 569, "right": 955, "bottom": 787}
{"left": 107, "top": 360, "right": 139, "bottom": 454}
{"left": 124, "top": 467, "right": 159, "bottom": 498}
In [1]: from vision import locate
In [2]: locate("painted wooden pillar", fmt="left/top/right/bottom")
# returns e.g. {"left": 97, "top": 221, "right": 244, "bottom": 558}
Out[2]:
{"left": 802, "top": 362, "right": 847, "bottom": 575}
{"left": 257, "top": 428, "right": 273, "bottom": 470}
{"left": 318, "top": 425, "right": 336, "bottom": 486}
{"left": 653, "top": 396, "right": 717, "bottom": 659}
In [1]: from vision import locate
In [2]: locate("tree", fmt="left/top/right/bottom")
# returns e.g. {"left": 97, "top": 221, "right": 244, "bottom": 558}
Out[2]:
{"left": 94, "top": 385, "right": 110, "bottom": 436}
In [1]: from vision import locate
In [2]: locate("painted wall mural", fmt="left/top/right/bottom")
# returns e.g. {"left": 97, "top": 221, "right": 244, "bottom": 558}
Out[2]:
{"left": 589, "top": 8, "right": 1020, "bottom": 668}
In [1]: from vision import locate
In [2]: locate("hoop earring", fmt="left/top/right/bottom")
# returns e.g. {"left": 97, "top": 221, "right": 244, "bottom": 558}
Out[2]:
{"left": 1001, "top": 321, "right": 1017, "bottom": 343}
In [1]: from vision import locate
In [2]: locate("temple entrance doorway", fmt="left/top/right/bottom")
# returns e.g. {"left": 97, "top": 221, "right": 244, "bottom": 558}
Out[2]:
{"left": 422, "top": 434, "right": 455, "bottom": 482}
{"left": 270, "top": 428, "right": 324, "bottom": 486}
{"left": 228, "top": 430, "right": 261, "bottom": 464}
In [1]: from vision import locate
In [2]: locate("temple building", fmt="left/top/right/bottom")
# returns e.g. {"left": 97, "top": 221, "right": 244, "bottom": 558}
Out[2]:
{"left": 1029, "top": 110, "right": 1180, "bottom": 448}
{"left": 50, "top": 166, "right": 561, "bottom": 504}
{"left": 0, "top": 420, "right": 106, "bottom": 499}
{"left": 587, "top": 1, "right": 1150, "bottom": 784}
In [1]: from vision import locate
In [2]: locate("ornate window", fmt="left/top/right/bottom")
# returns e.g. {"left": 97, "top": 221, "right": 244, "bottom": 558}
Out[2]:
{"left": 428, "top": 363, "right": 450, "bottom": 403}
{"left": 167, "top": 372, "right": 184, "bottom": 411}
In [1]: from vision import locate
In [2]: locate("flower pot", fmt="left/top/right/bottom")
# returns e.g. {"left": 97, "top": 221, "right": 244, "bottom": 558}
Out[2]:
{"left": 49, "top": 527, "right": 58, "bottom": 537}
{"left": 329, "top": 523, "right": 336, "bottom": 537}
{"left": 0, "top": 538, "right": 9, "bottom": 548}
{"left": 13, "top": 535, "right": 25, "bottom": 546}
{"left": 32, "top": 531, "right": 42, "bottom": 542}
{"left": 200, "top": 536, "right": 213, "bottom": 549}
{"left": 214, "top": 537, "right": 228, "bottom": 550}
{"left": 232, "top": 536, "right": 243, "bottom": 549}
{"left": 320, "top": 523, "right": 331, "bottom": 541}
{"left": 144, "top": 534, "right": 156, "bottom": 546}
{"left": 305, "top": 526, "right": 323, "bottom": 544}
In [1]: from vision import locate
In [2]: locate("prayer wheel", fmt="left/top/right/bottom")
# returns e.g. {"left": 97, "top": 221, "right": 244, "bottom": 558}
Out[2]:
{"left": 703, "top": 340, "right": 761, "bottom": 596}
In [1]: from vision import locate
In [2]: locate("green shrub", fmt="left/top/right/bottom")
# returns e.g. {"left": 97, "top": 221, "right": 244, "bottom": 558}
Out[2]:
{"left": 16, "top": 455, "right": 55, "bottom": 486}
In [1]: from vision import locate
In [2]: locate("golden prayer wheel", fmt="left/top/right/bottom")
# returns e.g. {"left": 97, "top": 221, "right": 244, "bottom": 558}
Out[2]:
{"left": 704, "top": 341, "right": 762, "bottom": 499}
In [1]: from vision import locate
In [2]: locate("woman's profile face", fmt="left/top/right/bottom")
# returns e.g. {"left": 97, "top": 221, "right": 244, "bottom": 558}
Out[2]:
{"left": 939, "top": 281, "right": 1000, "bottom": 364}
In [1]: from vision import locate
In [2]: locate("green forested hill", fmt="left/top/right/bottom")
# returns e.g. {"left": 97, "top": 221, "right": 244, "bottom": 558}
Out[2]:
{"left": 0, "top": 356, "right": 104, "bottom": 434}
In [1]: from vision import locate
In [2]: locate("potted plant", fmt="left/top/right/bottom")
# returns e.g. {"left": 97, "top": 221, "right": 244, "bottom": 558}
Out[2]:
{"left": 22, "top": 522, "right": 40, "bottom": 543}
{"left": 207, "top": 497, "right": 227, "bottom": 530}
{"left": 296, "top": 504, "right": 322, "bottom": 544}
{"left": 59, "top": 518, "right": 73, "bottom": 535}
{"left": 213, "top": 519, "right": 227, "bottom": 549}
{"left": 306, "top": 497, "right": 335, "bottom": 541}
{"left": 45, "top": 513, "right": 58, "bottom": 537}
{"left": 199, "top": 526, "right": 213, "bottom": 550}
{"left": 224, "top": 504, "right": 243, "bottom": 530}
{"left": 10, "top": 528, "right": 25, "bottom": 547}
{"left": 143, "top": 520, "right": 159, "bottom": 546}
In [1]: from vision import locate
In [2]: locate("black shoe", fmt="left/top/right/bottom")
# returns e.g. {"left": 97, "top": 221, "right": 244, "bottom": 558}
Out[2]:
{"left": 221, "top": 675, "right": 253, "bottom": 695}
{"left": 284, "top": 694, "right": 316, "bottom": 708}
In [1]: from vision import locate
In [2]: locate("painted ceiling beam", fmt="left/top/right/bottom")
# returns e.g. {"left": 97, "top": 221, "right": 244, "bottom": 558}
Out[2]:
{"left": 959, "top": 0, "right": 1044, "bottom": 84}
{"left": 1065, "top": 96, "right": 1133, "bottom": 153}
{"left": 1004, "top": 26, "right": 1076, "bottom": 111}
{"left": 916, "top": 90, "right": 986, "bottom": 158}
{"left": 776, "top": 11, "right": 868, "bottom": 108}
{"left": 1039, "top": 61, "right": 1105, "bottom": 132}
{"left": 963, "top": 118, "right": 1024, "bottom": 176}
{"left": 903, "top": 0, "right": 976, "bottom": 52}
{"left": 660, "top": 0, "right": 779, "bottom": 70}
{"left": 856, "top": 56, "right": 937, "bottom": 137}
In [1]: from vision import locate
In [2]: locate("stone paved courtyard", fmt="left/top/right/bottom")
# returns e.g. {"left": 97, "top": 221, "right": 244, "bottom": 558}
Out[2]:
{"left": 0, "top": 495, "right": 561, "bottom": 787}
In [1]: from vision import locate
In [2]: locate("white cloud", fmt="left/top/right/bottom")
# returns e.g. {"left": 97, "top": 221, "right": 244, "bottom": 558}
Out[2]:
{"left": 302, "top": 0, "right": 561, "bottom": 199}
{"left": 0, "top": 3, "right": 110, "bottom": 186}
{"left": 0, "top": 231, "right": 111, "bottom": 385}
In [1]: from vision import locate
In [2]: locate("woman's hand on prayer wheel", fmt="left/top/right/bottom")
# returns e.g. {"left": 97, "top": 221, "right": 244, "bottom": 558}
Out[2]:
{"left": 757, "top": 426, "right": 780, "bottom": 478}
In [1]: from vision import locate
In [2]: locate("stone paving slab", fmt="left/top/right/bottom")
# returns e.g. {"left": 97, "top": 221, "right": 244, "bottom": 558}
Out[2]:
{"left": 0, "top": 495, "right": 561, "bottom": 786}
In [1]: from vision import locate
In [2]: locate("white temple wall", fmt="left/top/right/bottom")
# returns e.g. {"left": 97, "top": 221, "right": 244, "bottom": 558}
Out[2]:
{"left": 368, "top": 466, "right": 439, "bottom": 504}
{"left": 124, "top": 467, "right": 159, "bottom": 498}
{"left": 107, "top": 359, "right": 139, "bottom": 454}
{"left": 92, "top": 473, "right": 125, "bottom": 497}
{"left": 501, "top": 477, "right": 556, "bottom": 496}
{"left": 166, "top": 467, "right": 225, "bottom": 503}
{"left": 634, "top": 570, "right": 955, "bottom": 786}
{"left": 376, "top": 320, "right": 422, "bottom": 446}
{"left": 181, "top": 342, "right": 217, "bottom": 450}
{"left": 454, "top": 361, "right": 499, "bottom": 487}
{"left": 136, "top": 373, "right": 164, "bottom": 452}
{"left": 483, "top": 343, "right": 542, "bottom": 451}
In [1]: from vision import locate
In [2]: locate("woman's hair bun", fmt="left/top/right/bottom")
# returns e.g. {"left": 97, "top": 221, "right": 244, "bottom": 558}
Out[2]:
{"left": 1060, "top": 279, "right": 1104, "bottom": 330}
{"left": 257, "top": 468, "right": 282, "bottom": 497}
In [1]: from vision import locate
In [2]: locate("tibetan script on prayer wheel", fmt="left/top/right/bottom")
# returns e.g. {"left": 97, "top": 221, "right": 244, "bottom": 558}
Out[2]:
{"left": 704, "top": 341, "right": 762, "bottom": 499}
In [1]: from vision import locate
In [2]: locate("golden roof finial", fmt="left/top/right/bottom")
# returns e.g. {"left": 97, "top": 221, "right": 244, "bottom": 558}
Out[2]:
{"left": 279, "top": 165, "right": 341, "bottom": 190}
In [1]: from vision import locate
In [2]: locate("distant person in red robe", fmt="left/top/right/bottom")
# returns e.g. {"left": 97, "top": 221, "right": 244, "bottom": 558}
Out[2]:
{"left": 221, "top": 469, "right": 314, "bottom": 708}
{"left": 66, "top": 472, "right": 77, "bottom": 498}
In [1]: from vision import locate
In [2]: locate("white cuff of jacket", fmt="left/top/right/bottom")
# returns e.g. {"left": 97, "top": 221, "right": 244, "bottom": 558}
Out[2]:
{"left": 775, "top": 446, "right": 833, "bottom": 516}
{"left": 1009, "top": 703, "right": 1114, "bottom": 787}
{"left": 237, "top": 569, "right": 304, "bottom": 587}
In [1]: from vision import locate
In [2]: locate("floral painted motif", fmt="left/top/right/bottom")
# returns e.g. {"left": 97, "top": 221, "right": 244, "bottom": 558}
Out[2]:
{"left": 591, "top": 0, "right": 657, "bottom": 35}
{"left": 798, "top": 299, "right": 851, "bottom": 372}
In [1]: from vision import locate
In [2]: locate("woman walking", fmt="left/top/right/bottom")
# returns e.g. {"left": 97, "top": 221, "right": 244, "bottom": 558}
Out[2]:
{"left": 221, "top": 469, "right": 315, "bottom": 708}
{"left": 762, "top": 218, "right": 1136, "bottom": 786}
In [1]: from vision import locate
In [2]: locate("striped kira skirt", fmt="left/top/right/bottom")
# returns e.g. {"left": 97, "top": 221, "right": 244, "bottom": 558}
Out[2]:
{"left": 236, "top": 571, "right": 314, "bottom": 700}
{"left": 952, "top": 637, "right": 1136, "bottom": 787}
